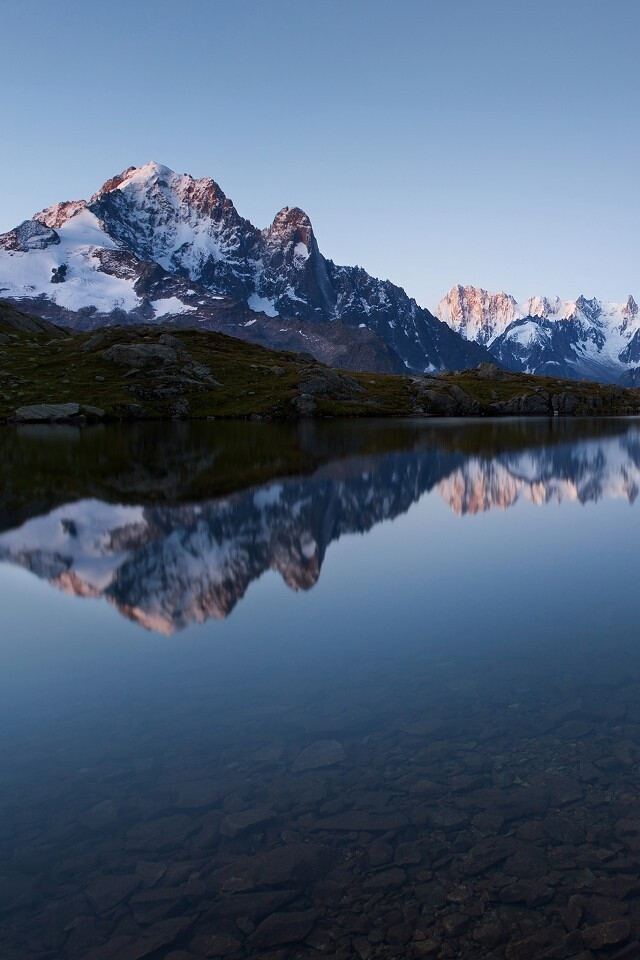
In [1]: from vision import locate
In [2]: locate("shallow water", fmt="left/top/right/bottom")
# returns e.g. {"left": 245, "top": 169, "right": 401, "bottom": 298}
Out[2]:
{"left": 2, "top": 418, "right": 640, "bottom": 959}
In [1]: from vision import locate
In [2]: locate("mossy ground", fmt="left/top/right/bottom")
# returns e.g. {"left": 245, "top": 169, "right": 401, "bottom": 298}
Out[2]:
{"left": 1, "top": 310, "right": 639, "bottom": 422}
{"left": 0, "top": 323, "right": 411, "bottom": 420}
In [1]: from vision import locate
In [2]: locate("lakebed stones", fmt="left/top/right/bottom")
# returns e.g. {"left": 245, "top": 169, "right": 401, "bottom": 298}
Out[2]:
{"left": 209, "top": 889, "right": 299, "bottom": 921}
{"left": 250, "top": 908, "right": 320, "bottom": 949}
{"left": 505, "top": 924, "right": 568, "bottom": 960}
{"left": 86, "top": 874, "right": 141, "bottom": 913}
{"left": 310, "top": 811, "right": 408, "bottom": 832}
{"left": 174, "top": 778, "right": 230, "bottom": 809}
{"left": 79, "top": 799, "right": 118, "bottom": 830}
{"left": 11, "top": 638, "right": 640, "bottom": 958}
{"left": 363, "top": 867, "right": 406, "bottom": 890}
{"left": 189, "top": 931, "right": 243, "bottom": 956}
{"left": 219, "top": 807, "right": 276, "bottom": 838}
{"left": 582, "top": 919, "right": 631, "bottom": 949}
{"left": 292, "top": 739, "right": 345, "bottom": 771}
{"left": 125, "top": 815, "right": 197, "bottom": 852}
{"left": 213, "top": 843, "right": 332, "bottom": 893}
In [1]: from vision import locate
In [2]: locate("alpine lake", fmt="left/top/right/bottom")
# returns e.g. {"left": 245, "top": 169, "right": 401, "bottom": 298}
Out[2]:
{"left": 2, "top": 416, "right": 640, "bottom": 960}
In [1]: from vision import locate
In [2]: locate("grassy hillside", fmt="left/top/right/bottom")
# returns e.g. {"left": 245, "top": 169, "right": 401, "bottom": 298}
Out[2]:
{"left": 1, "top": 303, "right": 639, "bottom": 421}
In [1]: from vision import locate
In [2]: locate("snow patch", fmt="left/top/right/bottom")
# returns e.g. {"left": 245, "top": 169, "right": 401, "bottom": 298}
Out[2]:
{"left": 0, "top": 210, "right": 141, "bottom": 313}
{"left": 247, "top": 293, "right": 278, "bottom": 317}
{"left": 152, "top": 296, "right": 196, "bottom": 317}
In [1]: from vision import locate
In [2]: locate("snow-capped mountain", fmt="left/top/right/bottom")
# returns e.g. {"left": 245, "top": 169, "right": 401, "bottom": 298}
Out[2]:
{"left": 437, "top": 284, "right": 640, "bottom": 383}
{"left": 0, "top": 162, "right": 491, "bottom": 374}
{"left": 2, "top": 428, "right": 639, "bottom": 632}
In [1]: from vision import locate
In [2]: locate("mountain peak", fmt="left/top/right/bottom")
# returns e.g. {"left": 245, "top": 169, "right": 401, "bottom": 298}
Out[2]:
{"left": 573, "top": 295, "right": 602, "bottom": 323}
{"left": 92, "top": 163, "right": 182, "bottom": 202}
{"left": 264, "top": 206, "right": 315, "bottom": 259}
{"left": 437, "top": 285, "right": 520, "bottom": 346}
{"left": 523, "top": 295, "right": 560, "bottom": 317}
{"left": 109, "top": 161, "right": 173, "bottom": 189}
{"left": 268, "top": 205, "right": 313, "bottom": 233}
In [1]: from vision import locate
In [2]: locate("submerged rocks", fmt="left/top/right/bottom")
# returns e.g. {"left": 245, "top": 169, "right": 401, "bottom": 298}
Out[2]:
{"left": 213, "top": 843, "right": 332, "bottom": 892}
{"left": 582, "top": 919, "right": 631, "bottom": 949}
{"left": 219, "top": 808, "right": 276, "bottom": 838}
{"left": 363, "top": 867, "right": 406, "bottom": 889}
{"left": 125, "top": 815, "right": 197, "bottom": 852}
{"left": 292, "top": 739, "right": 345, "bottom": 771}
{"left": 311, "top": 810, "right": 408, "bottom": 832}
{"left": 79, "top": 799, "right": 118, "bottom": 830}
{"left": 251, "top": 908, "right": 320, "bottom": 949}
{"left": 10, "top": 575, "right": 640, "bottom": 960}
{"left": 86, "top": 874, "right": 141, "bottom": 913}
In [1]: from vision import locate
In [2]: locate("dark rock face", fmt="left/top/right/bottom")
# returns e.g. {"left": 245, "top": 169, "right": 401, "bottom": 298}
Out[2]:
{"left": 0, "top": 298, "right": 64, "bottom": 335}
{"left": 620, "top": 365, "right": 640, "bottom": 388}
{"left": 620, "top": 330, "right": 640, "bottom": 366}
{"left": 491, "top": 314, "right": 608, "bottom": 380}
{"left": 50, "top": 263, "right": 67, "bottom": 283}
{"left": 1, "top": 219, "right": 60, "bottom": 252}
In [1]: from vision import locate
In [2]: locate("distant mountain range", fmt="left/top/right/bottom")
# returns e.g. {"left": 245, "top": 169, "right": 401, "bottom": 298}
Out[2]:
{"left": 2, "top": 429, "right": 639, "bottom": 632}
{"left": 438, "top": 285, "right": 640, "bottom": 384}
{"left": 0, "top": 162, "right": 489, "bottom": 375}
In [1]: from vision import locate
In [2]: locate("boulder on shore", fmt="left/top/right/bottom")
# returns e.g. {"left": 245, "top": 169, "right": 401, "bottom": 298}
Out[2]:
{"left": 12, "top": 402, "right": 105, "bottom": 423}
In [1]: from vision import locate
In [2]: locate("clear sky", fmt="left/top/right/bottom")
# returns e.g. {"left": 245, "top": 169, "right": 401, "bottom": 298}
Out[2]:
{"left": 3, "top": 0, "right": 638, "bottom": 309}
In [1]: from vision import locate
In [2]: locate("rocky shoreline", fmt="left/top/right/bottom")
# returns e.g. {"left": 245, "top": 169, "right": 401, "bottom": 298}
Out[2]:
{"left": 2, "top": 307, "right": 640, "bottom": 424}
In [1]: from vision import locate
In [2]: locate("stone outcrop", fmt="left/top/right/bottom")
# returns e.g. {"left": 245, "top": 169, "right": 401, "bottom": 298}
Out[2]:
{"left": 12, "top": 402, "right": 105, "bottom": 423}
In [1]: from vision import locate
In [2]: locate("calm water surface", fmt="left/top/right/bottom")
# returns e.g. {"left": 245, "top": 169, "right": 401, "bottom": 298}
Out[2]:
{"left": 2, "top": 418, "right": 640, "bottom": 959}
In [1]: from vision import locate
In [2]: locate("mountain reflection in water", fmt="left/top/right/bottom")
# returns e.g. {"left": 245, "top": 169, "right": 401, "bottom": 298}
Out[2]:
{"left": 5, "top": 418, "right": 640, "bottom": 960}
{"left": 1, "top": 417, "right": 639, "bottom": 633}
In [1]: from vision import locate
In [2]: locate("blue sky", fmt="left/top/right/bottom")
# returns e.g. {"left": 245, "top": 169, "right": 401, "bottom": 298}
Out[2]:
{"left": 3, "top": 0, "right": 638, "bottom": 308}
